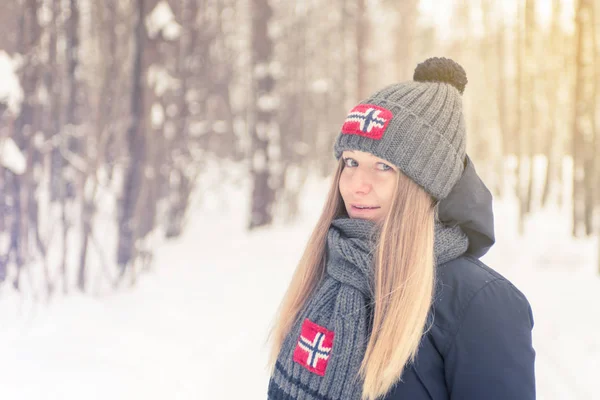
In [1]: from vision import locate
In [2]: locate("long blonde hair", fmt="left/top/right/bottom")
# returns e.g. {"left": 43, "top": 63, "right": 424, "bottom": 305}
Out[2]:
{"left": 265, "top": 158, "right": 436, "bottom": 400}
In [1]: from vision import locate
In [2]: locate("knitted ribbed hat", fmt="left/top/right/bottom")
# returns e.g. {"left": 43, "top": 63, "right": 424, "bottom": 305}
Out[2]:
{"left": 333, "top": 57, "right": 468, "bottom": 200}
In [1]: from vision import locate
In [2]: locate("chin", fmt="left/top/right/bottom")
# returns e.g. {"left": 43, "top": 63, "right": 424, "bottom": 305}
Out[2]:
{"left": 350, "top": 214, "right": 379, "bottom": 221}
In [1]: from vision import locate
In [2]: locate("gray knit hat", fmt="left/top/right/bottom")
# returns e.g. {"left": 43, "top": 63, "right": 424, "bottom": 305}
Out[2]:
{"left": 334, "top": 57, "right": 468, "bottom": 200}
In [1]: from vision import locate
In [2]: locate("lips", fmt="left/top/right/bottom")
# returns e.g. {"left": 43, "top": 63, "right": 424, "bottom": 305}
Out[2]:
{"left": 351, "top": 204, "right": 380, "bottom": 210}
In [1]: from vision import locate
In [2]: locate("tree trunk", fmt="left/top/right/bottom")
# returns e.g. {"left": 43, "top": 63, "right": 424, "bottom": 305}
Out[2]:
{"left": 540, "top": 0, "right": 561, "bottom": 208}
{"left": 584, "top": 1, "right": 597, "bottom": 236}
{"left": 248, "top": 0, "right": 278, "bottom": 229}
{"left": 49, "top": 0, "right": 63, "bottom": 203}
{"left": 524, "top": 0, "right": 536, "bottom": 216}
{"left": 63, "top": 0, "right": 85, "bottom": 291}
{"left": 165, "top": 0, "right": 197, "bottom": 239}
{"left": 572, "top": 0, "right": 595, "bottom": 237}
{"left": 118, "top": 0, "right": 147, "bottom": 272}
{"left": 516, "top": 0, "right": 526, "bottom": 235}
{"left": 11, "top": 0, "right": 42, "bottom": 290}
{"left": 101, "top": 0, "right": 118, "bottom": 179}
{"left": 495, "top": 9, "right": 507, "bottom": 198}
{"left": 594, "top": 0, "right": 600, "bottom": 274}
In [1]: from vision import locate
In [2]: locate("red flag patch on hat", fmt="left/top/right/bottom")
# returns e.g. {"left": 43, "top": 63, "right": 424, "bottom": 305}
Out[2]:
{"left": 293, "top": 318, "right": 335, "bottom": 376}
{"left": 341, "top": 104, "right": 393, "bottom": 140}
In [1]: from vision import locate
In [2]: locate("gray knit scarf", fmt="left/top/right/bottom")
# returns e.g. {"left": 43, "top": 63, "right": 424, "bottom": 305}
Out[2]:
{"left": 267, "top": 217, "right": 469, "bottom": 400}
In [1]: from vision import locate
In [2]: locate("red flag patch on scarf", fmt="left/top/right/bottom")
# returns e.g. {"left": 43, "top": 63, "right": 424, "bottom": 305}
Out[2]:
{"left": 293, "top": 318, "right": 335, "bottom": 376}
{"left": 341, "top": 104, "right": 393, "bottom": 140}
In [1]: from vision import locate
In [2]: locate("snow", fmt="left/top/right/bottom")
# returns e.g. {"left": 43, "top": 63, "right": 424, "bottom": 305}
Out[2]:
{"left": 267, "top": 143, "right": 281, "bottom": 162}
{"left": 270, "top": 61, "right": 283, "bottom": 79}
{"left": 145, "top": 0, "right": 182, "bottom": 40}
{"left": 147, "top": 65, "right": 179, "bottom": 97}
{"left": 256, "top": 121, "right": 269, "bottom": 140}
{"left": 253, "top": 149, "right": 267, "bottom": 172}
{"left": 311, "top": 79, "right": 330, "bottom": 93}
{"left": 151, "top": 103, "right": 165, "bottom": 128}
{"left": 0, "top": 50, "right": 24, "bottom": 115}
{"left": 213, "top": 120, "right": 228, "bottom": 134}
{"left": 0, "top": 137, "right": 27, "bottom": 174}
{"left": 254, "top": 63, "right": 269, "bottom": 79}
{"left": 0, "top": 170, "right": 598, "bottom": 399}
{"left": 253, "top": 62, "right": 283, "bottom": 82}
{"left": 189, "top": 120, "right": 209, "bottom": 137}
{"left": 37, "top": 2, "right": 53, "bottom": 26}
{"left": 257, "top": 94, "right": 280, "bottom": 112}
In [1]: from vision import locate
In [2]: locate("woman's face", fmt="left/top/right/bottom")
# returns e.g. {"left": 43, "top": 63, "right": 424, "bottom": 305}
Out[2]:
{"left": 339, "top": 150, "right": 398, "bottom": 223}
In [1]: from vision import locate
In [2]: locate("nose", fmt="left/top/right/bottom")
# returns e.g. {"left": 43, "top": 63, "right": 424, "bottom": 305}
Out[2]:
{"left": 351, "top": 168, "right": 372, "bottom": 194}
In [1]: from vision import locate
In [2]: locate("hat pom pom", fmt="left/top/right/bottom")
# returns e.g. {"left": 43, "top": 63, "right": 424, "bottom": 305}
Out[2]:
{"left": 413, "top": 57, "right": 468, "bottom": 95}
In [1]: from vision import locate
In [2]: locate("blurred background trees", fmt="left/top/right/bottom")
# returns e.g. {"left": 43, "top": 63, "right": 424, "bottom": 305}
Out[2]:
{"left": 1, "top": 0, "right": 599, "bottom": 300}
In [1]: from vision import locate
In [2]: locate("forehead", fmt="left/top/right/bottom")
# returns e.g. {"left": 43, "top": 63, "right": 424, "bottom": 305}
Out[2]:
{"left": 342, "top": 150, "right": 386, "bottom": 162}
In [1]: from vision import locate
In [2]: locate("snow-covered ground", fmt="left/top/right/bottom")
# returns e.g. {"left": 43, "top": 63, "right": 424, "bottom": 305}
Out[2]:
{"left": 0, "top": 175, "right": 598, "bottom": 399}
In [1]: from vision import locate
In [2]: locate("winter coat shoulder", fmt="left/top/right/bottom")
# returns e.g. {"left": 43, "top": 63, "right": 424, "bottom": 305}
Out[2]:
{"left": 383, "top": 254, "right": 536, "bottom": 400}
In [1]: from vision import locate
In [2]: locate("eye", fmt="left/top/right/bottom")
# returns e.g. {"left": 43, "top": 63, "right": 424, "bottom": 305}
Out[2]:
{"left": 377, "top": 162, "right": 392, "bottom": 171}
{"left": 343, "top": 157, "right": 358, "bottom": 168}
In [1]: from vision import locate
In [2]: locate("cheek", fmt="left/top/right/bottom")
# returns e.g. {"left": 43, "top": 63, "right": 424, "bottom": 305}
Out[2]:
{"left": 338, "top": 174, "right": 349, "bottom": 201}
{"left": 379, "top": 178, "right": 396, "bottom": 208}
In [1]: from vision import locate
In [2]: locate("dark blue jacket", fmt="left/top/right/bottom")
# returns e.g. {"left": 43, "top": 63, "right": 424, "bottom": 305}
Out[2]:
{"left": 384, "top": 156, "right": 536, "bottom": 400}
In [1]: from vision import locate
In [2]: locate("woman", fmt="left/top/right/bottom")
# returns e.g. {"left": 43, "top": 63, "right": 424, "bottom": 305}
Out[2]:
{"left": 265, "top": 57, "right": 535, "bottom": 400}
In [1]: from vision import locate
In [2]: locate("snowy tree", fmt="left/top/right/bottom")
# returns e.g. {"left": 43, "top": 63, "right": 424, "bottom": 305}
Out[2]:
{"left": 248, "top": 0, "right": 279, "bottom": 229}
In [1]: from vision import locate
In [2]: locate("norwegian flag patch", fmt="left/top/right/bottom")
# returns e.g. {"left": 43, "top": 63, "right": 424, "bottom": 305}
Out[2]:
{"left": 341, "top": 104, "right": 393, "bottom": 140}
{"left": 293, "top": 318, "right": 335, "bottom": 376}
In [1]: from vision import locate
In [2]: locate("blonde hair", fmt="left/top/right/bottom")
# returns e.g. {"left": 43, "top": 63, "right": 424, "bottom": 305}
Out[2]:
{"left": 265, "top": 158, "right": 436, "bottom": 400}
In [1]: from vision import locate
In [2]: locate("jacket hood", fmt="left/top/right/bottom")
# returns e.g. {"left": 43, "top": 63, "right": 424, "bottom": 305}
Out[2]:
{"left": 437, "top": 154, "right": 495, "bottom": 258}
